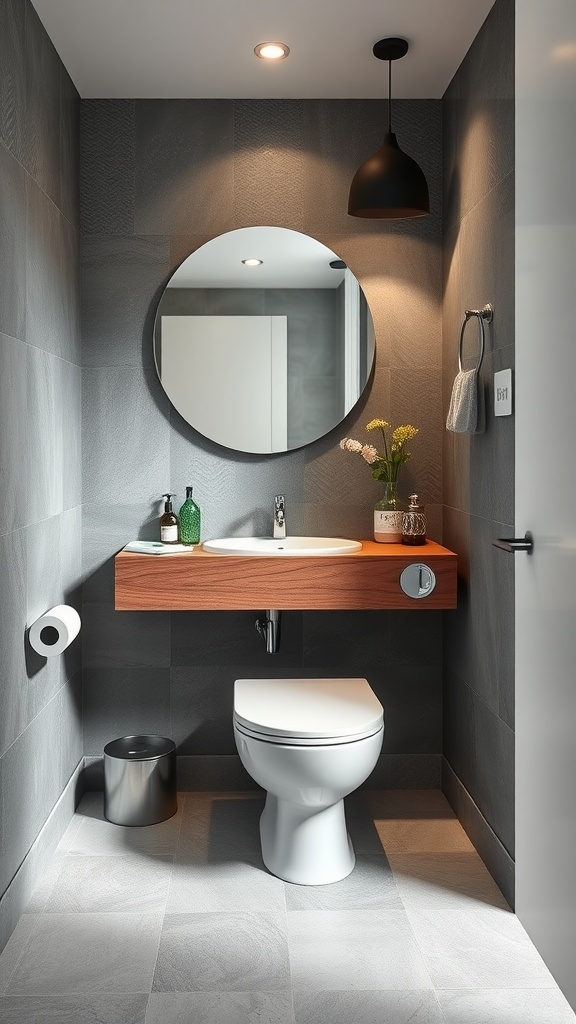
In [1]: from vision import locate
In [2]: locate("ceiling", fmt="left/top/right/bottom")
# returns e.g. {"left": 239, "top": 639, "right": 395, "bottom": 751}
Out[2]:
{"left": 31, "top": 0, "right": 496, "bottom": 99}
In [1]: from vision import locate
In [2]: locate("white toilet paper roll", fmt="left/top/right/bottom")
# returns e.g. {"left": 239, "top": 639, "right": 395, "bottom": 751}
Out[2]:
{"left": 29, "top": 605, "right": 81, "bottom": 657}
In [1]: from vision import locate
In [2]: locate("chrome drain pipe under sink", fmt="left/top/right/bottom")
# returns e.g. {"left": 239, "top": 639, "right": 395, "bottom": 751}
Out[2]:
{"left": 255, "top": 610, "right": 281, "bottom": 654}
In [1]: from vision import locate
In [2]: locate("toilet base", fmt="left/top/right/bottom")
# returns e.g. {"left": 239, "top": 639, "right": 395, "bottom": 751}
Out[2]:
{"left": 259, "top": 792, "right": 355, "bottom": 885}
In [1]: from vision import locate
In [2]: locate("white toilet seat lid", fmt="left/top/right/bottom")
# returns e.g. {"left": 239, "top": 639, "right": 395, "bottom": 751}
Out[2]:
{"left": 234, "top": 678, "right": 383, "bottom": 743}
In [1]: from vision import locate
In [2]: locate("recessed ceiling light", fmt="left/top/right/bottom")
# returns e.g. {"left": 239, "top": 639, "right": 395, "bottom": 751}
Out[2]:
{"left": 242, "top": 258, "right": 263, "bottom": 267}
{"left": 254, "top": 42, "right": 290, "bottom": 61}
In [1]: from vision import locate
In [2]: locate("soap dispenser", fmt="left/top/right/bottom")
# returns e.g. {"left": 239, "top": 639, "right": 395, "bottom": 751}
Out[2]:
{"left": 178, "top": 486, "right": 201, "bottom": 545}
{"left": 160, "top": 494, "right": 180, "bottom": 544}
{"left": 402, "top": 494, "right": 427, "bottom": 546}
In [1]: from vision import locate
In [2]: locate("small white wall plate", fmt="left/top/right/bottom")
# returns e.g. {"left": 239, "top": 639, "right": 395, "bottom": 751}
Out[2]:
{"left": 494, "top": 368, "right": 513, "bottom": 416}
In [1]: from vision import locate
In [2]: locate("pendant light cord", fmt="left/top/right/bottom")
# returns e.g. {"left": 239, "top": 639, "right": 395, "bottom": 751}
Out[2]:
{"left": 388, "top": 58, "right": 392, "bottom": 133}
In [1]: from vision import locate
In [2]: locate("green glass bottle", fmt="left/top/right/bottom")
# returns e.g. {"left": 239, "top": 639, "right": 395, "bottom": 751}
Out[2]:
{"left": 178, "top": 486, "right": 201, "bottom": 544}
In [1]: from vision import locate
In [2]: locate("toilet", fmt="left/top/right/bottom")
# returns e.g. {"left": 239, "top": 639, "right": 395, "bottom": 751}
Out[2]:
{"left": 233, "top": 677, "right": 384, "bottom": 885}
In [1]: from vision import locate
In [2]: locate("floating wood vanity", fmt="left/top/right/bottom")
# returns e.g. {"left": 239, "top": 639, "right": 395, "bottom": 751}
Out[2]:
{"left": 115, "top": 540, "right": 457, "bottom": 611}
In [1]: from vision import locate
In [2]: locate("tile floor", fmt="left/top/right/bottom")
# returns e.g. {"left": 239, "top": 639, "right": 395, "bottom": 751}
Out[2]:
{"left": 0, "top": 789, "right": 575, "bottom": 1023}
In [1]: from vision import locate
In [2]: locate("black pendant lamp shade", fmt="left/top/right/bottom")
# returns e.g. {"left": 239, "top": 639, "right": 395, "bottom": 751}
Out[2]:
{"left": 348, "top": 38, "right": 430, "bottom": 219}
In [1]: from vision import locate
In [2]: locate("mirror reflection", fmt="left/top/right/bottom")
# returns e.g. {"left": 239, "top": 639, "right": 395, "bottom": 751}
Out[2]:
{"left": 154, "top": 227, "right": 375, "bottom": 454}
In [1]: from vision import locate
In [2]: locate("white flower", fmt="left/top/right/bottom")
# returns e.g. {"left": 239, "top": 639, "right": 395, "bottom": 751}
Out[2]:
{"left": 340, "top": 437, "right": 363, "bottom": 453}
{"left": 361, "top": 444, "right": 379, "bottom": 464}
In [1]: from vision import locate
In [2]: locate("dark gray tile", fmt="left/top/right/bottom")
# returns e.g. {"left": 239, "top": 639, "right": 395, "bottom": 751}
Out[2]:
{"left": 81, "top": 235, "right": 170, "bottom": 367}
{"left": 80, "top": 101, "right": 135, "bottom": 233}
{"left": 0, "top": 0, "right": 26, "bottom": 161}
{"left": 0, "top": 699, "right": 62, "bottom": 896}
{"left": 302, "top": 611, "right": 390, "bottom": 669}
{"left": 234, "top": 100, "right": 305, "bottom": 229}
{"left": 389, "top": 365, "right": 443, "bottom": 507}
{"left": 0, "top": 994, "right": 148, "bottom": 1024}
{"left": 83, "top": 603, "right": 170, "bottom": 668}
{"left": 371, "top": 666, "right": 443, "bottom": 756}
{"left": 0, "top": 144, "right": 26, "bottom": 340}
{"left": 443, "top": 508, "right": 514, "bottom": 721}
{"left": 134, "top": 100, "right": 234, "bottom": 234}
{"left": 152, "top": 912, "right": 291, "bottom": 992}
{"left": 81, "top": 502, "right": 160, "bottom": 603}
{"left": 0, "top": 528, "right": 27, "bottom": 756}
{"left": 6, "top": 912, "right": 163, "bottom": 994}
{"left": 82, "top": 666, "right": 172, "bottom": 757}
{"left": 169, "top": 667, "right": 238, "bottom": 755}
{"left": 176, "top": 754, "right": 260, "bottom": 792}
{"left": 171, "top": 611, "right": 303, "bottom": 669}
{"left": 23, "top": 1, "right": 61, "bottom": 206}
{"left": 82, "top": 365, "right": 171, "bottom": 505}
{"left": 59, "top": 66, "right": 80, "bottom": 228}
{"left": 26, "top": 180, "right": 80, "bottom": 362}
{"left": 443, "top": 670, "right": 514, "bottom": 859}
{"left": 389, "top": 611, "right": 443, "bottom": 668}
{"left": 0, "top": 335, "right": 27, "bottom": 536}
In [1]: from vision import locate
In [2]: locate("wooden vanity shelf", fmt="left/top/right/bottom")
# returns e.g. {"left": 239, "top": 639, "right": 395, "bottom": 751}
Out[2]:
{"left": 115, "top": 540, "right": 457, "bottom": 611}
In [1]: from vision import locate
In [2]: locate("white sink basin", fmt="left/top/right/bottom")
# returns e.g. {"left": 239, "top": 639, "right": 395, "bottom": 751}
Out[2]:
{"left": 202, "top": 536, "right": 363, "bottom": 556}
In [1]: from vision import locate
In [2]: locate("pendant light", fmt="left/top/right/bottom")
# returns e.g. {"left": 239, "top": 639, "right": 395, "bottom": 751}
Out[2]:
{"left": 348, "top": 37, "right": 430, "bottom": 219}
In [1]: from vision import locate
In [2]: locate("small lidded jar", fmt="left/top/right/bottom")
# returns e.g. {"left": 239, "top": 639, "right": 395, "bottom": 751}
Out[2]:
{"left": 402, "top": 494, "right": 427, "bottom": 546}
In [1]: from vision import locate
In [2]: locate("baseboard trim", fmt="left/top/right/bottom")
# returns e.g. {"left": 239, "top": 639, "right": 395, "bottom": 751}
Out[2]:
{"left": 0, "top": 761, "right": 85, "bottom": 954}
{"left": 84, "top": 752, "right": 441, "bottom": 793}
{"left": 442, "top": 757, "right": 515, "bottom": 908}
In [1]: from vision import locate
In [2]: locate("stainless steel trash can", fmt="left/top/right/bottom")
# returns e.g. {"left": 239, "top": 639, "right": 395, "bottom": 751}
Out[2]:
{"left": 103, "top": 735, "right": 177, "bottom": 826}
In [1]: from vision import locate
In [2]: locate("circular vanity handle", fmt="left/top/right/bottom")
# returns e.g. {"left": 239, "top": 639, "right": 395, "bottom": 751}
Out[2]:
{"left": 400, "top": 563, "right": 437, "bottom": 599}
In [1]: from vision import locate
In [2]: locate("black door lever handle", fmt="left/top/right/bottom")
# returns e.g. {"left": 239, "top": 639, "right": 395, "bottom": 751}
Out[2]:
{"left": 491, "top": 532, "right": 533, "bottom": 554}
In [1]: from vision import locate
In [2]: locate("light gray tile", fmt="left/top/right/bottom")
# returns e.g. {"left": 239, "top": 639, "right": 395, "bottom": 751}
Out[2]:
{"left": 82, "top": 666, "right": 172, "bottom": 757}
{"left": 437, "top": 988, "right": 576, "bottom": 1024}
{"left": 176, "top": 793, "right": 265, "bottom": 865}
{"left": 23, "top": 852, "right": 66, "bottom": 914}
{"left": 134, "top": 100, "right": 234, "bottom": 234}
{"left": 68, "top": 795, "right": 182, "bottom": 858}
{"left": 6, "top": 912, "right": 163, "bottom": 994}
{"left": 0, "top": 336, "right": 27, "bottom": 536}
{"left": 406, "top": 906, "right": 558, "bottom": 989}
{"left": 0, "top": 524, "right": 27, "bottom": 757}
{"left": 285, "top": 855, "right": 402, "bottom": 912}
{"left": 287, "top": 909, "right": 433, "bottom": 990}
{"left": 152, "top": 912, "right": 291, "bottom": 992}
{"left": 166, "top": 859, "right": 286, "bottom": 914}
{"left": 145, "top": 991, "right": 294, "bottom": 1024}
{"left": 0, "top": 696, "right": 62, "bottom": 896}
{"left": 56, "top": 673, "right": 82, "bottom": 792}
{"left": 0, "top": 994, "right": 148, "bottom": 1024}
{"left": 82, "top": 366, "right": 170, "bottom": 505}
{"left": 370, "top": 816, "right": 475, "bottom": 855}
{"left": 26, "top": 181, "right": 80, "bottom": 362}
{"left": 388, "top": 852, "right": 509, "bottom": 912}
{"left": 45, "top": 855, "right": 173, "bottom": 914}
{"left": 0, "top": 147, "right": 26, "bottom": 341}
{"left": 293, "top": 990, "right": 444, "bottom": 1024}
{"left": 0, "top": 916, "right": 39, "bottom": 995}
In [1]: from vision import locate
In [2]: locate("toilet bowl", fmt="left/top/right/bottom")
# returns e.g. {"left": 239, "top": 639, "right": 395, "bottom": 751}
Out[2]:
{"left": 233, "top": 677, "right": 384, "bottom": 885}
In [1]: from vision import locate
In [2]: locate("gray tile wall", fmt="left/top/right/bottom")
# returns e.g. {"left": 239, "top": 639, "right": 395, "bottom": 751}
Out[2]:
{"left": 441, "top": 0, "right": 515, "bottom": 877}
{"left": 0, "top": 0, "right": 82, "bottom": 931}
{"left": 80, "top": 97, "right": 444, "bottom": 784}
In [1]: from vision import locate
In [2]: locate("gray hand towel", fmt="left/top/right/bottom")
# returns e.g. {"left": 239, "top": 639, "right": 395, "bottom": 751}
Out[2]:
{"left": 446, "top": 368, "right": 484, "bottom": 433}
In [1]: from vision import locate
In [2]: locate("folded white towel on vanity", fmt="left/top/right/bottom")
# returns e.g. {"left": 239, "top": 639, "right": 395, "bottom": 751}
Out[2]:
{"left": 446, "top": 369, "right": 484, "bottom": 433}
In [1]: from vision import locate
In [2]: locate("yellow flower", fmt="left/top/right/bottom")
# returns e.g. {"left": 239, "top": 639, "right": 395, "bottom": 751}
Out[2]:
{"left": 392, "top": 424, "right": 419, "bottom": 448}
{"left": 366, "top": 418, "right": 390, "bottom": 432}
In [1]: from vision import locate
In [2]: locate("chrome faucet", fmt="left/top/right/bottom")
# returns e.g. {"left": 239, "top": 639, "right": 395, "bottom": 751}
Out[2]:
{"left": 273, "top": 494, "right": 286, "bottom": 539}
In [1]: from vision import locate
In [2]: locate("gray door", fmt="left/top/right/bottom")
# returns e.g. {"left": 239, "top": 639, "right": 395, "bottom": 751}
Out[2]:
{"left": 515, "top": 0, "right": 576, "bottom": 1010}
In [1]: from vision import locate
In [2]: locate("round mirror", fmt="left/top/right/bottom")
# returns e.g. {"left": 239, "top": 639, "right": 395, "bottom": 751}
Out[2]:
{"left": 154, "top": 227, "right": 375, "bottom": 454}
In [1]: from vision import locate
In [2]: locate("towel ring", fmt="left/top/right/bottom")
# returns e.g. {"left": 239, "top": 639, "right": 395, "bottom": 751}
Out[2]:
{"left": 458, "top": 304, "right": 493, "bottom": 372}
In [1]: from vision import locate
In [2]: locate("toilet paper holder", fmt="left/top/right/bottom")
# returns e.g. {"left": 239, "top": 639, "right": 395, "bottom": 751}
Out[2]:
{"left": 28, "top": 605, "right": 81, "bottom": 657}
